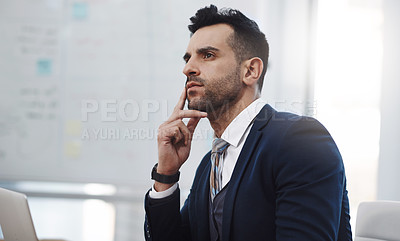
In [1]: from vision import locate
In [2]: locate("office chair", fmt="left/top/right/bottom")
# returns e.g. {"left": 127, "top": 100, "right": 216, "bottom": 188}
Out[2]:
{"left": 355, "top": 201, "right": 400, "bottom": 241}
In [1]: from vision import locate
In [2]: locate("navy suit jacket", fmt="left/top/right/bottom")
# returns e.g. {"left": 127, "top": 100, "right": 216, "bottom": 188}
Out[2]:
{"left": 145, "top": 104, "right": 352, "bottom": 241}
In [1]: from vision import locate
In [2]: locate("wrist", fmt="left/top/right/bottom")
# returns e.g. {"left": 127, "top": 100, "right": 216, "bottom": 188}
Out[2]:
{"left": 153, "top": 182, "right": 175, "bottom": 192}
{"left": 156, "top": 167, "right": 179, "bottom": 176}
{"left": 156, "top": 163, "right": 179, "bottom": 175}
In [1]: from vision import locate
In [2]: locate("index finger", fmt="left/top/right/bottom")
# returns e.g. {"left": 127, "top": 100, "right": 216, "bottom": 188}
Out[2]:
{"left": 174, "top": 87, "right": 187, "bottom": 111}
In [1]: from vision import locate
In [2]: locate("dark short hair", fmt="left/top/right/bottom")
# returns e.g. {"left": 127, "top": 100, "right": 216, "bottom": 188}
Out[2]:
{"left": 188, "top": 5, "right": 269, "bottom": 92}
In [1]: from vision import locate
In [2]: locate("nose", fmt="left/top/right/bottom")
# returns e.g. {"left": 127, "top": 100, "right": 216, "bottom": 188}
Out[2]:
{"left": 183, "top": 58, "right": 200, "bottom": 77}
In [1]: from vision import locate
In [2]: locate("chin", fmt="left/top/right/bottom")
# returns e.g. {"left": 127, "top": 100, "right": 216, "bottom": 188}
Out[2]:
{"left": 187, "top": 99, "right": 207, "bottom": 112}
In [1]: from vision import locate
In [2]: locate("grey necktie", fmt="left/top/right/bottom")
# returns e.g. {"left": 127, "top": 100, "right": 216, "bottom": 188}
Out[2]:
{"left": 210, "top": 138, "right": 230, "bottom": 201}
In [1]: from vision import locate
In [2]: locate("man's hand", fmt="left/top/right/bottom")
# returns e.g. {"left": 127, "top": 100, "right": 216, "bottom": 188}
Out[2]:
{"left": 155, "top": 88, "right": 207, "bottom": 191}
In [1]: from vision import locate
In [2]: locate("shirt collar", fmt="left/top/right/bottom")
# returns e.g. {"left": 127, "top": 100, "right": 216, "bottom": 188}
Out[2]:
{"left": 220, "top": 98, "right": 266, "bottom": 148}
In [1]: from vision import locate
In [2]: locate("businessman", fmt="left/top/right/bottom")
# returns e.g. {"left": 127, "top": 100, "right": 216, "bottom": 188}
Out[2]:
{"left": 144, "top": 5, "right": 352, "bottom": 241}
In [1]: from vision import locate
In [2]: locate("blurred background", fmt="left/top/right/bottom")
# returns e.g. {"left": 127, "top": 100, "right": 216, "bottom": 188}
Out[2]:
{"left": 0, "top": 0, "right": 399, "bottom": 240}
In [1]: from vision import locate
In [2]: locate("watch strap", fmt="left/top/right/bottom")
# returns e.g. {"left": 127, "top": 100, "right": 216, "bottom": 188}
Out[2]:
{"left": 151, "top": 163, "right": 180, "bottom": 184}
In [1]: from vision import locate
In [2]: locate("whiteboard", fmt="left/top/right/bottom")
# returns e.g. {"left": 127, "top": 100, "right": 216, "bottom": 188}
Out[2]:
{"left": 0, "top": 0, "right": 218, "bottom": 186}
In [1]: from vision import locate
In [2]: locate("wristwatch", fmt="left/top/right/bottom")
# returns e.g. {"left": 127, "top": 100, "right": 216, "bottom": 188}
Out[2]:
{"left": 151, "top": 163, "right": 180, "bottom": 184}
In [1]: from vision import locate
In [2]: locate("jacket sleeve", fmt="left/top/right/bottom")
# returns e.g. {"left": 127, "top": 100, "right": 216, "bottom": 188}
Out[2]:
{"left": 273, "top": 118, "right": 352, "bottom": 241}
{"left": 144, "top": 187, "right": 191, "bottom": 241}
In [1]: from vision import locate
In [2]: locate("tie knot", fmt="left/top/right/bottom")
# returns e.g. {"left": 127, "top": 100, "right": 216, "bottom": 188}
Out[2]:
{"left": 212, "top": 138, "right": 230, "bottom": 154}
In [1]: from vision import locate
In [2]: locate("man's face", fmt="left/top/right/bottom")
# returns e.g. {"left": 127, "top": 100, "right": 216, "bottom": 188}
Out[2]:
{"left": 183, "top": 23, "right": 242, "bottom": 113}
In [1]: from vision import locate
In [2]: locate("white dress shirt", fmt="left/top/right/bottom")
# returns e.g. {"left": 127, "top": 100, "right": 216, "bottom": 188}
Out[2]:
{"left": 149, "top": 98, "right": 267, "bottom": 199}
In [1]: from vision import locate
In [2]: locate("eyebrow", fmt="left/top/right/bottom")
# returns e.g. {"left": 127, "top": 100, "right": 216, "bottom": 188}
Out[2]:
{"left": 183, "top": 46, "right": 220, "bottom": 62}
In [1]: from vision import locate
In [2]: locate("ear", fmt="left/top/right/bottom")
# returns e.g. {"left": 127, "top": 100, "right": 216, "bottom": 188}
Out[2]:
{"left": 242, "top": 57, "right": 263, "bottom": 87}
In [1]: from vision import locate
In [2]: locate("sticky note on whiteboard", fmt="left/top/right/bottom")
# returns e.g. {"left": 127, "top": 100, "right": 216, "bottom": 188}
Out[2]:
{"left": 65, "top": 120, "right": 82, "bottom": 137}
{"left": 64, "top": 141, "right": 82, "bottom": 159}
{"left": 73, "top": 2, "right": 88, "bottom": 19}
{"left": 37, "top": 59, "right": 52, "bottom": 75}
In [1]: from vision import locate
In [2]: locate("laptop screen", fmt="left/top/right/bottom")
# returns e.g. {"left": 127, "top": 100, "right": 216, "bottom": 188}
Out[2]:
{"left": 0, "top": 223, "right": 4, "bottom": 239}
{"left": 0, "top": 187, "right": 38, "bottom": 241}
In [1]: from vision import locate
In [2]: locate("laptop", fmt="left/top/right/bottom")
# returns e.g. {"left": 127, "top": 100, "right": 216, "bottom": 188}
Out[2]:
{"left": 0, "top": 187, "right": 39, "bottom": 241}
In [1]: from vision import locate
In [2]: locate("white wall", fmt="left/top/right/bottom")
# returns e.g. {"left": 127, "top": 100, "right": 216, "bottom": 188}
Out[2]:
{"left": 377, "top": 0, "right": 400, "bottom": 200}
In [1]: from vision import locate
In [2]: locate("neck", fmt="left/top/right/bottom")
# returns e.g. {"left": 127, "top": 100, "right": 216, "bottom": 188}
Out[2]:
{"left": 208, "top": 94, "right": 259, "bottom": 137}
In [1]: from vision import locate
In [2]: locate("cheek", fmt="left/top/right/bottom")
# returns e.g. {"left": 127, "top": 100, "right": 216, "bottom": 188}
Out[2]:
{"left": 200, "top": 58, "right": 239, "bottom": 82}
{"left": 203, "top": 66, "right": 227, "bottom": 81}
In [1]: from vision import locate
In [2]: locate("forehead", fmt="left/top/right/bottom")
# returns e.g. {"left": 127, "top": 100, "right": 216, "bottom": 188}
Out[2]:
{"left": 186, "top": 23, "right": 234, "bottom": 52}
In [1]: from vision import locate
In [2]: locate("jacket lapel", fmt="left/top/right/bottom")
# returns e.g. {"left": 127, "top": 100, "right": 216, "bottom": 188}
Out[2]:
{"left": 222, "top": 104, "right": 275, "bottom": 241}
{"left": 193, "top": 152, "right": 212, "bottom": 241}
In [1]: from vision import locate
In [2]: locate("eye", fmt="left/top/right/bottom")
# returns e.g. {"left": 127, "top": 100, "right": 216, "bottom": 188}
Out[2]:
{"left": 204, "top": 52, "right": 214, "bottom": 59}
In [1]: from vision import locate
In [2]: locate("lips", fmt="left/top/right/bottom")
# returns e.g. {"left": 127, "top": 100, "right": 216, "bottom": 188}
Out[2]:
{"left": 186, "top": 81, "right": 203, "bottom": 90}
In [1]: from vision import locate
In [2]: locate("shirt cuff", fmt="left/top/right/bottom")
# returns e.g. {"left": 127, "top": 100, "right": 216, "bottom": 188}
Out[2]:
{"left": 148, "top": 183, "right": 178, "bottom": 199}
